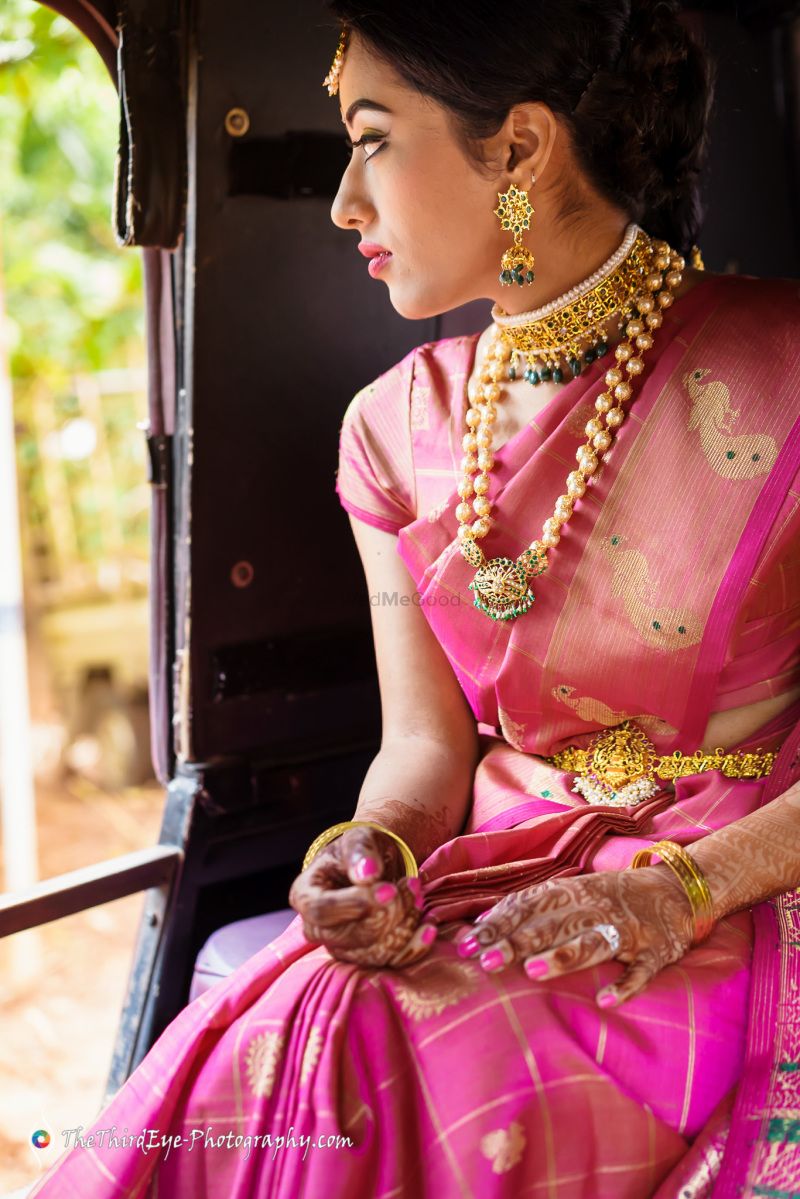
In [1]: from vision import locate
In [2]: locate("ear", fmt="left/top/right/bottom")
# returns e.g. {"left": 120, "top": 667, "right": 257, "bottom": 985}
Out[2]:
{"left": 504, "top": 101, "right": 559, "bottom": 184}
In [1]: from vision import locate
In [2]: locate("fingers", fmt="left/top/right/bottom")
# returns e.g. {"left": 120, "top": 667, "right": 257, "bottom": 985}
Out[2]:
{"left": 302, "top": 871, "right": 424, "bottom": 931}
{"left": 321, "top": 899, "right": 437, "bottom": 968}
{"left": 342, "top": 826, "right": 399, "bottom": 885}
{"left": 518, "top": 927, "right": 619, "bottom": 982}
{"left": 325, "top": 918, "right": 437, "bottom": 969}
{"left": 466, "top": 880, "right": 567, "bottom": 946}
{"left": 301, "top": 885, "right": 372, "bottom": 928}
{"left": 455, "top": 904, "right": 568, "bottom": 968}
{"left": 300, "top": 873, "right": 427, "bottom": 964}
{"left": 456, "top": 919, "right": 658, "bottom": 1007}
{"left": 456, "top": 922, "right": 578, "bottom": 976}
{"left": 385, "top": 919, "right": 438, "bottom": 968}
{"left": 291, "top": 827, "right": 396, "bottom": 929}
{"left": 301, "top": 877, "right": 396, "bottom": 931}
{"left": 596, "top": 956, "right": 658, "bottom": 1009}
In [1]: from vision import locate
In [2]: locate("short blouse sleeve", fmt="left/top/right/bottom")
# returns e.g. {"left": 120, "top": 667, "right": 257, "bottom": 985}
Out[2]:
{"left": 335, "top": 348, "right": 417, "bottom": 534}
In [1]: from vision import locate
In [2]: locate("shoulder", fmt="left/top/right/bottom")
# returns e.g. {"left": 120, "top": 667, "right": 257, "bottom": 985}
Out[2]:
{"left": 707, "top": 271, "right": 800, "bottom": 303}
{"left": 340, "top": 345, "right": 416, "bottom": 433}
{"left": 411, "top": 331, "right": 482, "bottom": 380}
{"left": 341, "top": 332, "right": 481, "bottom": 431}
{"left": 702, "top": 272, "right": 800, "bottom": 358}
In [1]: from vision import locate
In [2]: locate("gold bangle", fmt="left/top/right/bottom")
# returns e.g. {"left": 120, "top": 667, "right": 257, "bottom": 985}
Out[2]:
{"left": 630, "top": 839, "right": 715, "bottom": 944}
{"left": 302, "top": 819, "right": 419, "bottom": 878}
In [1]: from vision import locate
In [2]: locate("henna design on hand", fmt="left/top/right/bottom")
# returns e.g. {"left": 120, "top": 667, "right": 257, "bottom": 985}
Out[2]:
{"left": 353, "top": 797, "right": 453, "bottom": 868}
{"left": 289, "top": 825, "right": 436, "bottom": 968}
{"left": 456, "top": 868, "right": 696, "bottom": 1007}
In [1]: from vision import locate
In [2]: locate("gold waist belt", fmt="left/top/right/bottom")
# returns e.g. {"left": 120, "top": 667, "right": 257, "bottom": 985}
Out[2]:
{"left": 544, "top": 720, "right": 779, "bottom": 808}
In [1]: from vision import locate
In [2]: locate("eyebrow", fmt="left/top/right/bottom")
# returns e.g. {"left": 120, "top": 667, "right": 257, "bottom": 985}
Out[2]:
{"left": 341, "top": 98, "right": 393, "bottom": 125}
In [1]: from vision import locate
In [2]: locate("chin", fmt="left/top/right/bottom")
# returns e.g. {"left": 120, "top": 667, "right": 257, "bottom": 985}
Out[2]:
{"left": 387, "top": 282, "right": 463, "bottom": 323}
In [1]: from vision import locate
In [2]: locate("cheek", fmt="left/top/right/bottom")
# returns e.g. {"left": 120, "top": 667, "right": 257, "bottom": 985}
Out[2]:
{"left": 384, "top": 147, "right": 487, "bottom": 259}
{"left": 394, "top": 180, "right": 489, "bottom": 274}
{"left": 381, "top": 173, "right": 441, "bottom": 263}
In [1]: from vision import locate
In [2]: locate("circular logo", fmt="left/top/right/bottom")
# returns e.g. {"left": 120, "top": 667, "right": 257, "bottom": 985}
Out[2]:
{"left": 31, "top": 1129, "right": 51, "bottom": 1149}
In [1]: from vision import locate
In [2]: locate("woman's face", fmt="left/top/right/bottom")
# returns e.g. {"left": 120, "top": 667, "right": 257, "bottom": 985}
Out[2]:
{"left": 331, "top": 33, "right": 519, "bottom": 321}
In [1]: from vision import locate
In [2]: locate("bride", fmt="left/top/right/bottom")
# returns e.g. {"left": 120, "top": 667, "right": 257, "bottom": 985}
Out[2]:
{"left": 28, "top": 1, "right": 800, "bottom": 1196}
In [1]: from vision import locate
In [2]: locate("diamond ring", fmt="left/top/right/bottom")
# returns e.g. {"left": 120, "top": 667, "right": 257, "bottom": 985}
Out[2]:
{"left": 592, "top": 923, "right": 622, "bottom": 955}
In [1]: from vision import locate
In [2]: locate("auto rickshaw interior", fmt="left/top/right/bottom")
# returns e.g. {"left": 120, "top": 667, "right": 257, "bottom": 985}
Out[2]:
{"left": 4, "top": 0, "right": 798, "bottom": 1107}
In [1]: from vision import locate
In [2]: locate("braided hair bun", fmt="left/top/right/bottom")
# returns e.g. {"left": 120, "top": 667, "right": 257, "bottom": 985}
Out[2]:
{"left": 572, "top": 0, "right": 716, "bottom": 257}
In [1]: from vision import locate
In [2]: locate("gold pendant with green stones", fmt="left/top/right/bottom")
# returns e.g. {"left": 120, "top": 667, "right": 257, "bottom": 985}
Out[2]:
{"left": 468, "top": 556, "right": 535, "bottom": 621}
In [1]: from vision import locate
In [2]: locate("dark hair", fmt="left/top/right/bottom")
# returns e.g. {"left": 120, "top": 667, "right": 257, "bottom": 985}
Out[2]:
{"left": 325, "top": 0, "right": 716, "bottom": 260}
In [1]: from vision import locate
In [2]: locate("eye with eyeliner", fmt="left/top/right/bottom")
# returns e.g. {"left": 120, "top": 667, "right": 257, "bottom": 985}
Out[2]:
{"left": 344, "top": 132, "right": 387, "bottom": 160}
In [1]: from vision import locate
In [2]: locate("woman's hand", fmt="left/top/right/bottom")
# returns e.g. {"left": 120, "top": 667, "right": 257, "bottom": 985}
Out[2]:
{"left": 288, "top": 825, "right": 438, "bottom": 968}
{"left": 455, "top": 866, "right": 699, "bottom": 1008}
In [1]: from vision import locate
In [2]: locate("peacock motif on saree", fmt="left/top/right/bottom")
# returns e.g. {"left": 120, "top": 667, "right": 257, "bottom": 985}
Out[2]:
{"left": 684, "top": 367, "right": 777, "bottom": 479}
{"left": 552, "top": 685, "right": 678, "bottom": 734}
{"left": 602, "top": 533, "right": 704, "bottom": 650}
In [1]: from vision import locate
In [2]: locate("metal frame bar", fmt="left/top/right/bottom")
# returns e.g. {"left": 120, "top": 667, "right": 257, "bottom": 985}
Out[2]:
{"left": 0, "top": 845, "right": 182, "bottom": 938}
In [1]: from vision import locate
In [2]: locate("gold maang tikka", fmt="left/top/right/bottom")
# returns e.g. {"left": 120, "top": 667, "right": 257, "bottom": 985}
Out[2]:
{"left": 323, "top": 27, "right": 348, "bottom": 96}
{"left": 495, "top": 174, "right": 536, "bottom": 286}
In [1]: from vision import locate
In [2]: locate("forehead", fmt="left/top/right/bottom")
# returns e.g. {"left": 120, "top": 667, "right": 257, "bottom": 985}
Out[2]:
{"left": 337, "top": 34, "right": 442, "bottom": 129}
{"left": 338, "top": 34, "right": 401, "bottom": 115}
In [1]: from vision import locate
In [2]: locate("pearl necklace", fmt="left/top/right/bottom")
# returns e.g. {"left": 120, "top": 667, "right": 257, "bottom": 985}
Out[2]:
{"left": 456, "top": 229, "right": 685, "bottom": 621}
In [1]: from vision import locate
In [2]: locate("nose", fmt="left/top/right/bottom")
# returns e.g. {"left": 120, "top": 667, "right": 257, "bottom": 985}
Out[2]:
{"left": 330, "top": 161, "right": 375, "bottom": 231}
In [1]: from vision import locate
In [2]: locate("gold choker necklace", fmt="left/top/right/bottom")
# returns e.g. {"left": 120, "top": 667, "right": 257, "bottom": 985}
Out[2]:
{"left": 492, "top": 224, "right": 650, "bottom": 384}
{"left": 457, "top": 226, "right": 685, "bottom": 621}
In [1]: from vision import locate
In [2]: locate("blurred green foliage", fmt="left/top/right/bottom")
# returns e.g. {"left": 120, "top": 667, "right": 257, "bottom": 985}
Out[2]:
{"left": 0, "top": 1, "right": 148, "bottom": 599}
{"left": 0, "top": 0, "right": 144, "bottom": 391}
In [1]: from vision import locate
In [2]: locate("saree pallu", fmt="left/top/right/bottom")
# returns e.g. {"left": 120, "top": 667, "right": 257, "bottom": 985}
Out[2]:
{"left": 27, "top": 273, "right": 800, "bottom": 1198}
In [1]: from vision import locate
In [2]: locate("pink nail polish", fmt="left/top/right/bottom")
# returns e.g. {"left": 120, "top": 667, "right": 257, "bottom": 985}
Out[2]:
{"left": 374, "top": 883, "right": 397, "bottom": 904}
{"left": 597, "top": 992, "right": 618, "bottom": 1009}
{"left": 476, "top": 909, "right": 493, "bottom": 922}
{"left": 353, "top": 856, "right": 379, "bottom": 881}
{"left": 456, "top": 934, "right": 479, "bottom": 958}
{"left": 525, "top": 959, "right": 549, "bottom": 980}
{"left": 480, "top": 948, "right": 505, "bottom": 972}
{"left": 420, "top": 924, "right": 437, "bottom": 945}
{"left": 406, "top": 877, "right": 422, "bottom": 898}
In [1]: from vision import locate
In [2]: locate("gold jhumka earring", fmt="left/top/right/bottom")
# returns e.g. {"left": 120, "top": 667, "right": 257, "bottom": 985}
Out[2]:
{"left": 495, "top": 174, "right": 536, "bottom": 286}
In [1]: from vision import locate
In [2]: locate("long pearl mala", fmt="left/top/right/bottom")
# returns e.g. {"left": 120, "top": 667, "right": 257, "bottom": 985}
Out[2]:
{"left": 457, "top": 234, "right": 685, "bottom": 621}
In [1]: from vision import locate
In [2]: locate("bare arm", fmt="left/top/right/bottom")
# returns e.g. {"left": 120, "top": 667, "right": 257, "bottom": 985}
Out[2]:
{"left": 287, "top": 513, "right": 479, "bottom": 967}
{"left": 345, "top": 513, "right": 480, "bottom": 868}
{"left": 650, "top": 777, "right": 800, "bottom": 919}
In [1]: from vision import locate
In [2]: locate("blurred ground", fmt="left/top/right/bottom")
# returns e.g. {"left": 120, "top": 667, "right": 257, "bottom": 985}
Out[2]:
{"left": 0, "top": 775, "right": 164, "bottom": 1193}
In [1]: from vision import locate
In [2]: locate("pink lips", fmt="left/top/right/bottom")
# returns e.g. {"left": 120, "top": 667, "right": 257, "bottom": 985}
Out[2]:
{"left": 358, "top": 241, "right": 393, "bottom": 278}
{"left": 367, "top": 252, "right": 392, "bottom": 277}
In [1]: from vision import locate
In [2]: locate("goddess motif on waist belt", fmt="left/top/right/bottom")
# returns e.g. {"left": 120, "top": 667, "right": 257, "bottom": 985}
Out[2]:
{"left": 545, "top": 720, "right": 777, "bottom": 807}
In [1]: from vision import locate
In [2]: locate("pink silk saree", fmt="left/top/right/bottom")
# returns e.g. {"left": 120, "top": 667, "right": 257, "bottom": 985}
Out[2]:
{"left": 27, "top": 272, "right": 800, "bottom": 1198}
